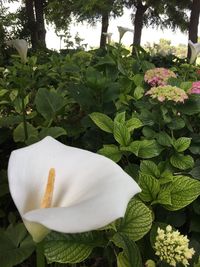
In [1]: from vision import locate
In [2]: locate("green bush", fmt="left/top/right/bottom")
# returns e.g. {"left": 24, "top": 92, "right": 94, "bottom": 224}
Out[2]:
{"left": 1, "top": 44, "right": 200, "bottom": 267}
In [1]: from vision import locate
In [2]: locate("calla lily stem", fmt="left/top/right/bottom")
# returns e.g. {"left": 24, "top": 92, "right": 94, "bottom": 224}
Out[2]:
{"left": 36, "top": 242, "right": 46, "bottom": 267}
{"left": 21, "top": 96, "right": 28, "bottom": 141}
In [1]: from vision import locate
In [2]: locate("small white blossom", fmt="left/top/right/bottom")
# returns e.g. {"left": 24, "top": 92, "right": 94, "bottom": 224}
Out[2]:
{"left": 117, "top": 26, "right": 134, "bottom": 42}
{"left": 7, "top": 39, "right": 28, "bottom": 63}
{"left": 188, "top": 40, "right": 200, "bottom": 64}
{"left": 155, "top": 225, "right": 195, "bottom": 267}
{"left": 102, "top": 32, "right": 113, "bottom": 44}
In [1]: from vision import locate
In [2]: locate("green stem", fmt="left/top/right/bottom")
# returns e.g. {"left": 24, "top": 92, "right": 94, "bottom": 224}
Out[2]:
{"left": 21, "top": 96, "right": 28, "bottom": 141}
{"left": 36, "top": 243, "right": 46, "bottom": 267}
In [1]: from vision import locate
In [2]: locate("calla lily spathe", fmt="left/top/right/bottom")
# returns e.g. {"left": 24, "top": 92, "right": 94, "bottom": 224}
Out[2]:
{"left": 7, "top": 39, "right": 28, "bottom": 63}
{"left": 8, "top": 136, "right": 141, "bottom": 242}
{"left": 117, "top": 26, "right": 134, "bottom": 42}
{"left": 102, "top": 32, "right": 113, "bottom": 44}
{"left": 188, "top": 40, "right": 200, "bottom": 64}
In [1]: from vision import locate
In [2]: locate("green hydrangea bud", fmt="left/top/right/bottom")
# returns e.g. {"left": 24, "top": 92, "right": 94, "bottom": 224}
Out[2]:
{"left": 145, "top": 259, "right": 156, "bottom": 267}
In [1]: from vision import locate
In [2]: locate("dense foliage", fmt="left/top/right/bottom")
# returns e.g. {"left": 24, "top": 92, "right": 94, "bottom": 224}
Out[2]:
{"left": 1, "top": 44, "right": 200, "bottom": 267}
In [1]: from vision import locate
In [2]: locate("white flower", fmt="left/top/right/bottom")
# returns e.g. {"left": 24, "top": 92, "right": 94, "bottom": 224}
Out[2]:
{"left": 8, "top": 136, "right": 141, "bottom": 242}
{"left": 155, "top": 225, "right": 195, "bottom": 267}
{"left": 102, "top": 32, "right": 113, "bottom": 44}
{"left": 7, "top": 39, "right": 28, "bottom": 63}
{"left": 188, "top": 40, "right": 200, "bottom": 64}
{"left": 117, "top": 26, "right": 134, "bottom": 42}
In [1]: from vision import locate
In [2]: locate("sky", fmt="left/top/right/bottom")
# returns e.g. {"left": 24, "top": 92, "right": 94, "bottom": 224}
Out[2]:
{"left": 7, "top": 2, "right": 199, "bottom": 51}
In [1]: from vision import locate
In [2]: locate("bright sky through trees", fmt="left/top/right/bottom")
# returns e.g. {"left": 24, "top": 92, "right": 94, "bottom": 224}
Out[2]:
{"left": 7, "top": 2, "right": 200, "bottom": 50}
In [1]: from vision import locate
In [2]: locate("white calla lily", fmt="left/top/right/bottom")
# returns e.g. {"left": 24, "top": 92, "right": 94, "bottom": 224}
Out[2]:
{"left": 8, "top": 136, "right": 141, "bottom": 242}
{"left": 188, "top": 40, "right": 200, "bottom": 64}
{"left": 117, "top": 26, "right": 134, "bottom": 42}
{"left": 102, "top": 32, "right": 113, "bottom": 44}
{"left": 7, "top": 39, "right": 28, "bottom": 63}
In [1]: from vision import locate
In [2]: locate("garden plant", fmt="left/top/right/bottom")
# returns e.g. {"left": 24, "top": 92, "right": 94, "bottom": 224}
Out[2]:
{"left": 0, "top": 42, "right": 200, "bottom": 267}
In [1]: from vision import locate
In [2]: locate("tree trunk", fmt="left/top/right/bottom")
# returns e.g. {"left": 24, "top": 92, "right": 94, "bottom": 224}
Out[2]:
{"left": 100, "top": 12, "right": 109, "bottom": 48}
{"left": 34, "top": 0, "right": 46, "bottom": 48}
{"left": 25, "top": 0, "right": 38, "bottom": 49}
{"left": 132, "top": 0, "right": 148, "bottom": 54}
{"left": 187, "top": 0, "right": 200, "bottom": 59}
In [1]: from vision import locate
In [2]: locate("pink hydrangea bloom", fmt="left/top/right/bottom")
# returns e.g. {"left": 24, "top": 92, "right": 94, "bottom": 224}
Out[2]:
{"left": 144, "top": 68, "right": 176, "bottom": 87}
{"left": 188, "top": 81, "right": 200, "bottom": 94}
{"left": 145, "top": 85, "right": 188, "bottom": 103}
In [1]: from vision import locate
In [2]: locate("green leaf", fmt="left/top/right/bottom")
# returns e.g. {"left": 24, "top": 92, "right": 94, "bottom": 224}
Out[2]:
{"left": 189, "top": 166, "right": 200, "bottom": 180}
{"left": 114, "top": 112, "right": 126, "bottom": 123}
{"left": 139, "top": 173, "right": 160, "bottom": 202}
{"left": 0, "top": 224, "right": 35, "bottom": 267}
{"left": 125, "top": 118, "right": 143, "bottom": 132}
{"left": 170, "top": 153, "right": 194, "bottom": 170}
{"left": 128, "top": 140, "right": 162, "bottom": 159}
{"left": 111, "top": 233, "right": 142, "bottom": 267}
{"left": 98, "top": 144, "right": 122, "bottom": 162}
{"left": 159, "top": 170, "right": 173, "bottom": 184}
{"left": 173, "top": 137, "right": 191, "bottom": 152}
{"left": 89, "top": 112, "right": 114, "bottom": 133}
{"left": 142, "top": 127, "right": 156, "bottom": 139}
{"left": 132, "top": 74, "right": 144, "bottom": 86}
{"left": 156, "top": 132, "right": 172, "bottom": 147}
{"left": 164, "top": 175, "right": 200, "bottom": 210}
{"left": 116, "top": 199, "right": 152, "bottom": 241}
{"left": 0, "top": 115, "right": 22, "bottom": 127}
{"left": 44, "top": 232, "right": 101, "bottom": 264}
{"left": 177, "top": 95, "right": 200, "bottom": 115}
{"left": 0, "top": 89, "right": 8, "bottom": 97}
{"left": 134, "top": 86, "right": 144, "bottom": 100}
{"left": 140, "top": 160, "right": 160, "bottom": 178}
{"left": 180, "top": 81, "right": 193, "bottom": 91}
{"left": 13, "top": 122, "right": 38, "bottom": 143}
{"left": 35, "top": 88, "right": 65, "bottom": 120}
{"left": 167, "top": 117, "right": 185, "bottom": 130}
{"left": 190, "top": 146, "right": 200, "bottom": 155}
{"left": 9, "top": 89, "right": 18, "bottom": 101}
{"left": 39, "top": 127, "right": 67, "bottom": 139}
{"left": 125, "top": 163, "right": 140, "bottom": 182}
{"left": 153, "top": 186, "right": 172, "bottom": 205}
{"left": 114, "top": 122, "right": 130, "bottom": 146}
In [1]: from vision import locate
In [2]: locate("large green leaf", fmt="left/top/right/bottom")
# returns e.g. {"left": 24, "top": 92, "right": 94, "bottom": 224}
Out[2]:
{"left": 167, "top": 117, "right": 185, "bottom": 130}
{"left": 170, "top": 153, "right": 194, "bottom": 170}
{"left": 125, "top": 118, "right": 143, "bottom": 132}
{"left": 132, "top": 74, "right": 144, "bottom": 86}
{"left": 39, "top": 127, "right": 67, "bottom": 139}
{"left": 140, "top": 160, "right": 160, "bottom": 178}
{"left": 111, "top": 233, "right": 142, "bottom": 267}
{"left": 153, "top": 185, "right": 172, "bottom": 206}
{"left": 89, "top": 112, "right": 114, "bottom": 133}
{"left": 139, "top": 173, "right": 160, "bottom": 202}
{"left": 164, "top": 175, "right": 200, "bottom": 210}
{"left": 128, "top": 140, "right": 162, "bottom": 159}
{"left": 98, "top": 144, "right": 122, "bottom": 162}
{"left": 44, "top": 232, "right": 103, "bottom": 264}
{"left": 114, "top": 122, "right": 130, "bottom": 146}
{"left": 13, "top": 122, "right": 38, "bottom": 143}
{"left": 0, "top": 115, "right": 22, "bottom": 127}
{"left": 0, "top": 224, "right": 35, "bottom": 267}
{"left": 114, "top": 112, "right": 126, "bottom": 123}
{"left": 173, "top": 137, "right": 191, "bottom": 152}
{"left": 35, "top": 88, "right": 65, "bottom": 120}
{"left": 134, "top": 86, "right": 144, "bottom": 100}
{"left": 177, "top": 95, "right": 200, "bottom": 115}
{"left": 116, "top": 199, "right": 152, "bottom": 241}
{"left": 156, "top": 132, "right": 172, "bottom": 147}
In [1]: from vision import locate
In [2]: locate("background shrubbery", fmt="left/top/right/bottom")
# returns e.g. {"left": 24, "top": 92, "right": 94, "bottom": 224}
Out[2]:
{"left": 1, "top": 44, "right": 200, "bottom": 267}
